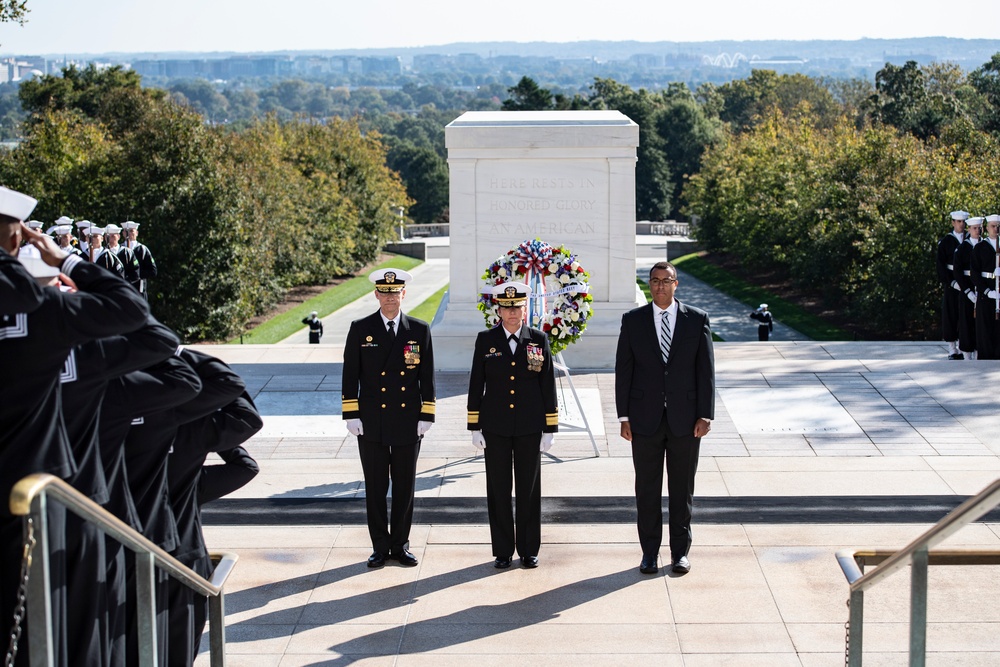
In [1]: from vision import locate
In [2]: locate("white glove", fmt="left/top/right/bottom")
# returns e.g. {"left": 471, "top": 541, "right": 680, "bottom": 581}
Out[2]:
{"left": 471, "top": 431, "right": 486, "bottom": 450}
{"left": 951, "top": 280, "right": 961, "bottom": 291}
{"left": 988, "top": 290, "right": 1000, "bottom": 300}
{"left": 417, "top": 421, "right": 433, "bottom": 436}
{"left": 540, "top": 433, "right": 555, "bottom": 453}
{"left": 346, "top": 419, "right": 363, "bottom": 436}
{"left": 968, "top": 291, "right": 978, "bottom": 304}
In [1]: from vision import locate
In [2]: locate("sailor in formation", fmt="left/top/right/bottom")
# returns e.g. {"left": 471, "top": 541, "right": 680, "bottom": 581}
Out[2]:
{"left": 937, "top": 210, "right": 969, "bottom": 359}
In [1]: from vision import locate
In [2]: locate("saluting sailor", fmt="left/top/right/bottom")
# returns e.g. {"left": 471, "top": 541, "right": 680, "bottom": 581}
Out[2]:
{"left": 342, "top": 268, "right": 436, "bottom": 569}
{"left": 302, "top": 310, "right": 324, "bottom": 344}
{"left": 467, "top": 282, "right": 557, "bottom": 569}
{"left": 938, "top": 210, "right": 969, "bottom": 359}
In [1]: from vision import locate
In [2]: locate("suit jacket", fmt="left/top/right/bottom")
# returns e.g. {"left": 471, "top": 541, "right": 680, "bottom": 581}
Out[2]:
{"left": 615, "top": 300, "right": 715, "bottom": 438}
{"left": 341, "top": 310, "right": 435, "bottom": 445}
{"left": 467, "top": 324, "right": 558, "bottom": 436}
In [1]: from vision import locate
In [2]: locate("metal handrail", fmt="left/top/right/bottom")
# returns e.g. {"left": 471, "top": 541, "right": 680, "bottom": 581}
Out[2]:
{"left": 836, "top": 477, "right": 1000, "bottom": 666}
{"left": 9, "top": 473, "right": 239, "bottom": 667}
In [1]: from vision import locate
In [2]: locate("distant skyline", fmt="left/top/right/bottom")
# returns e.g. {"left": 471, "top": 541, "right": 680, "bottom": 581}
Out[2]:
{"left": 0, "top": 0, "right": 998, "bottom": 56}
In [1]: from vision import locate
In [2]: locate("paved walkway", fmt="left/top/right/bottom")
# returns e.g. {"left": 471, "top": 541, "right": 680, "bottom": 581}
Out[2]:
{"left": 189, "top": 237, "right": 1000, "bottom": 666}
{"left": 280, "top": 259, "right": 451, "bottom": 345}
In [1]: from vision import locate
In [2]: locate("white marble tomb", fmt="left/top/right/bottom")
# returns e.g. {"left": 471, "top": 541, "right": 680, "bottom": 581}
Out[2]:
{"left": 433, "top": 110, "right": 643, "bottom": 370}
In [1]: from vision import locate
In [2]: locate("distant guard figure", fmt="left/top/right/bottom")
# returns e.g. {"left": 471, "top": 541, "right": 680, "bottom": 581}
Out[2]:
{"left": 938, "top": 210, "right": 969, "bottom": 359}
{"left": 105, "top": 223, "right": 142, "bottom": 291}
{"left": 122, "top": 220, "right": 157, "bottom": 300}
{"left": 341, "top": 268, "right": 436, "bottom": 569}
{"left": 971, "top": 214, "right": 1000, "bottom": 359}
{"left": 302, "top": 310, "right": 324, "bottom": 344}
{"left": 954, "top": 216, "right": 983, "bottom": 360}
{"left": 749, "top": 303, "right": 774, "bottom": 341}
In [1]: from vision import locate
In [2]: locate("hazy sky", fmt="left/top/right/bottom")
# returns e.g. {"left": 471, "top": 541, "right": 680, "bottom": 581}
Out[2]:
{"left": 1, "top": 0, "right": 997, "bottom": 55}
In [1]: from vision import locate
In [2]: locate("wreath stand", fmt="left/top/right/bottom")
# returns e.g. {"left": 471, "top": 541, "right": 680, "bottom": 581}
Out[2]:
{"left": 553, "top": 352, "right": 601, "bottom": 457}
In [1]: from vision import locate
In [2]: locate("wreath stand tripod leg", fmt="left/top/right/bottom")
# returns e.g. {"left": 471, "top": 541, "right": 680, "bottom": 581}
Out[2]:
{"left": 554, "top": 352, "right": 600, "bottom": 457}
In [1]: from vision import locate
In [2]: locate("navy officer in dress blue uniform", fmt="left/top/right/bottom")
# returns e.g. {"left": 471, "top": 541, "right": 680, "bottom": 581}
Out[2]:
{"left": 342, "top": 268, "right": 436, "bottom": 568}
{"left": 467, "top": 282, "right": 557, "bottom": 569}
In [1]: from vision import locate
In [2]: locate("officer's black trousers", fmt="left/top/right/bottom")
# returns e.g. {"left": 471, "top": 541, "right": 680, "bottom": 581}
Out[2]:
{"left": 359, "top": 437, "right": 420, "bottom": 555}
{"left": 483, "top": 431, "right": 542, "bottom": 559}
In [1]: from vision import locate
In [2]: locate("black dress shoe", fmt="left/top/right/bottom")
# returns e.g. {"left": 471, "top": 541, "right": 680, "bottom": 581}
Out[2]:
{"left": 671, "top": 556, "right": 691, "bottom": 574}
{"left": 948, "top": 352, "right": 964, "bottom": 360}
{"left": 494, "top": 557, "right": 512, "bottom": 569}
{"left": 639, "top": 556, "right": 658, "bottom": 574}
{"left": 389, "top": 549, "right": 418, "bottom": 567}
{"left": 367, "top": 552, "right": 386, "bottom": 568}
{"left": 522, "top": 556, "right": 539, "bottom": 568}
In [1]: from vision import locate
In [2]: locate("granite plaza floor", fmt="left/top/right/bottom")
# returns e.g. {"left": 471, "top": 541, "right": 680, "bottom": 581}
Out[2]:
{"left": 191, "top": 340, "right": 1000, "bottom": 667}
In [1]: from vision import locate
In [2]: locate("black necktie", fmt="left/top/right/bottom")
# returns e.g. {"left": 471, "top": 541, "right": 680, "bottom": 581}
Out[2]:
{"left": 508, "top": 334, "right": 517, "bottom": 353}
{"left": 387, "top": 320, "right": 396, "bottom": 342}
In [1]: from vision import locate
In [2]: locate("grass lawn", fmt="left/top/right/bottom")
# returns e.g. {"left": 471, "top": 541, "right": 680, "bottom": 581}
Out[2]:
{"left": 408, "top": 284, "right": 448, "bottom": 323}
{"left": 229, "top": 255, "right": 423, "bottom": 344}
{"left": 671, "top": 252, "right": 850, "bottom": 341}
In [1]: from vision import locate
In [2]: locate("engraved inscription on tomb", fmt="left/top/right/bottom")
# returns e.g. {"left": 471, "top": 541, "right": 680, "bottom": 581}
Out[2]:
{"left": 477, "top": 161, "right": 608, "bottom": 238}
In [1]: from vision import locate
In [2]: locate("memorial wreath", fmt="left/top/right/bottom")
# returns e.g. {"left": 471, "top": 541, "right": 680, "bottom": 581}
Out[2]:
{"left": 477, "top": 238, "right": 593, "bottom": 354}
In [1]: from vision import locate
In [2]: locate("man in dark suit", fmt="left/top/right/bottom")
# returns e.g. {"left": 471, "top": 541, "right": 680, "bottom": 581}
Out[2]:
{"left": 467, "top": 282, "right": 557, "bottom": 569}
{"left": 615, "top": 261, "right": 715, "bottom": 576}
{"left": 342, "top": 268, "right": 435, "bottom": 569}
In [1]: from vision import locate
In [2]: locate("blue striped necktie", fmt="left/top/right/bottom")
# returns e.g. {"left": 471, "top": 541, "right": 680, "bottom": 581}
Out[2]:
{"left": 660, "top": 310, "right": 671, "bottom": 364}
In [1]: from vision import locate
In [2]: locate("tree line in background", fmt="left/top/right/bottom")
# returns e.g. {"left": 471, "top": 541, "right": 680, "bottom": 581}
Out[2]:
{"left": 1, "top": 66, "right": 408, "bottom": 340}
{"left": 685, "top": 57, "right": 1000, "bottom": 337}
{"left": 4, "top": 54, "right": 1000, "bottom": 339}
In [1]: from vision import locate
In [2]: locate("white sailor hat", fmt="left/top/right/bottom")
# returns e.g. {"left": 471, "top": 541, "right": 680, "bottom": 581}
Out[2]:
{"left": 950, "top": 210, "right": 970, "bottom": 221}
{"left": 54, "top": 215, "right": 73, "bottom": 226}
{"left": 86, "top": 224, "right": 106, "bottom": 236}
{"left": 25, "top": 220, "right": 43, "bottom": 230}
{"left": 105, "top": 223, "right": 122, "bottom": 234}
{"left": 967, "top": 216, "right": 985, "bottom": 226}
{"left": 0, "top": 186, "right": 38, "bottom": 222}
{"left": 17, "top": 245, "right": 59, "bottom": 278}
{"left": 75, "top": 219, "right": 93, "bottom": 230}
{"left": 492, "top": 281, "right": 531, "bottom": 307}
{"left": 121, "top": 220, "right": 139, "bottom": 229}
{"left": 986, "top": 215, "right": 1000, "bottom": 224}
{"left": 369, "top": 268, "right": 411, "bottom": 292}
{"left": 310, "top": 310, "right": 318, "bottom": 317}
{"left": 759, "top": 303, "right": 769, "bottom": 309}
{"left": 52, "top": 224, "right": 72, "bottom": 235}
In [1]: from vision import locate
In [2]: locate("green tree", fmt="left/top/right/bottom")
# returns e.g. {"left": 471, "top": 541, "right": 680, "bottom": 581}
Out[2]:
{"left": 656, "top": 83, "right": 722, "bottom": 215}
{"left": 19, "top": 64, "right": 161, "bottom": 119}
{"left": 0, "top": 0, "right": 28, "bottom": 26}
{"left": 502, "top": 76, "right": 554, "bottom": 110}
{"left": 589, "top": 77, "right": 673, "bottom": 219}
{"left": 969, "top": 53, "right": 1000, "bottom": 135}
{"left": 385, "top": 143, "right": 448, "bottom": 225}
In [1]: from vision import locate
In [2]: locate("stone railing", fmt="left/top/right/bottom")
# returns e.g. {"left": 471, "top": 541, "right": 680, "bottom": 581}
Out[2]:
{"left": 636, "top": 220, "right": 690, "bottom": 236}
{"left": 400, "top": 223, "right": 450, "bottom": 239}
